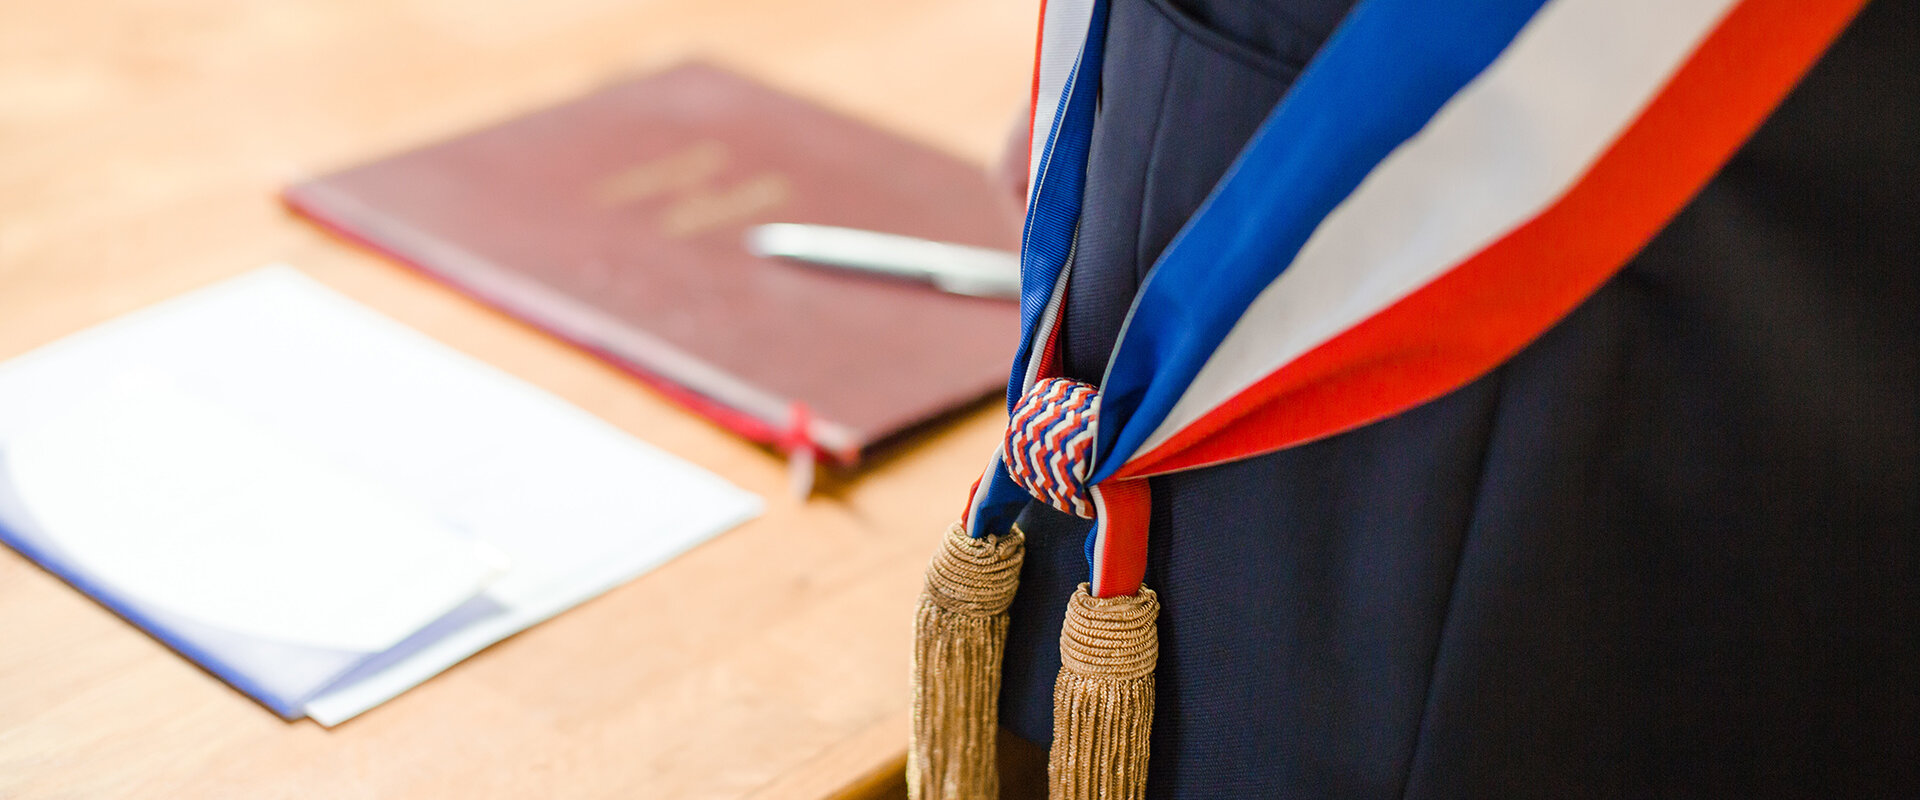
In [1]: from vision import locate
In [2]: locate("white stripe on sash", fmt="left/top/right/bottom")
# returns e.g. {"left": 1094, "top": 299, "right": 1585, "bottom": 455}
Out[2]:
{"left": 1139, "top": 0, "right": 1739, "bottom": 454}
{"left": 1028, "top": 0, "right": 1097, "bottom": 192}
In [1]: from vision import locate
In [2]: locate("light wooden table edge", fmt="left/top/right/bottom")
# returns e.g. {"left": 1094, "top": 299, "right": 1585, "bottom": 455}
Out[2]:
{"left": 743, "top": 711, "right": 909, "bottom": 800}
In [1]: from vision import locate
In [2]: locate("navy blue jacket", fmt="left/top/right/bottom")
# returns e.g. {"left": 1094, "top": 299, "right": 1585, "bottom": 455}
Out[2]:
{"left": 998, "top": 1, "right": 1919, "bottom": 796}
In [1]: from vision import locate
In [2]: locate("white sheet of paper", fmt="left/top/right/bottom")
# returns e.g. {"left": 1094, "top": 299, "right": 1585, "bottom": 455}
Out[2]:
{"left": 0, "top": 266, "right": 764, "bottom": 724}
{"left": 6, "top": 375, "right": 507, "bottom": 653}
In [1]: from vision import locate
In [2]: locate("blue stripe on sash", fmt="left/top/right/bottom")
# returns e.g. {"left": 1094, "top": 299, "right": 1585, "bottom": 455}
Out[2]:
{"left": 1084, "top": 0, "right": 1552, "bottom": 483}
{"left": 1008, "top": 0, "right": 1110, "bottom": 409}
{"left": 971, "top": 1, "right": 1113, "bottom": 539}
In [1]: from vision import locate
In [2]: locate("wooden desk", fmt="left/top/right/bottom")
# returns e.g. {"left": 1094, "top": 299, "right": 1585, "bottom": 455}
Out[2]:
{"left": 0, "top": 0, "right": 1033, "bottom": 795}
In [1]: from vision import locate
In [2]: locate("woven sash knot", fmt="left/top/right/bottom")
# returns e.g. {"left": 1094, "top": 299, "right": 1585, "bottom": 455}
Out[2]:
{"left": 1005, "top": 377, "right": 1101, "bottom": 518}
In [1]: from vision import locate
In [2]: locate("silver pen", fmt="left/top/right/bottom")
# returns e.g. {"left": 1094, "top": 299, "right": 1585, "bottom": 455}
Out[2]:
{"left": 746, "top": 223, "right": 1021, "bottom": 300}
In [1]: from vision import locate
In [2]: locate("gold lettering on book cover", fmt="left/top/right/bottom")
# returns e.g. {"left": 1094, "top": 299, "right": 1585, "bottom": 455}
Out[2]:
{"left": 594, "top": 140, "right": 729, "bottom": 205}
{"left": 592, "top": 139, "right": 791, "bottom": 238}
{"left": 659, "top": 173, "right": 790, "bottom": 238}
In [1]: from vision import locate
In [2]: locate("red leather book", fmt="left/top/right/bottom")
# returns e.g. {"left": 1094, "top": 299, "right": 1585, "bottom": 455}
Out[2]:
{"left": 286, "top": 63, "right": 1021, "bottom": 465}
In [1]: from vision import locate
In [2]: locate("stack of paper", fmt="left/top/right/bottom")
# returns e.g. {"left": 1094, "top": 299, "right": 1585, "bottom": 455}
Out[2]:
{"left": 0, "top": 266, "right": 762, "bottom": 724}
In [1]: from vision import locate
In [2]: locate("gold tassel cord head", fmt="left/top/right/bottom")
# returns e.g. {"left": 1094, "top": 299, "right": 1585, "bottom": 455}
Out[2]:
{"left": 923, "top": 523, "right": 1026, "bottom": 617}
{"left": 910, "top": 522, "right": 1026, "bottom": 800}
{"left": 1050, "top": 583, "right": 1158, "bottom": 800}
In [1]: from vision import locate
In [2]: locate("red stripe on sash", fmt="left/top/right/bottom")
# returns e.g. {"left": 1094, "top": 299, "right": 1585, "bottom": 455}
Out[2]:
{"left": 1027, "top": 0, "right": 1050, "bottom": 184}
{"left": 1090, "top": 479, "right": 1151, "bottom": 597}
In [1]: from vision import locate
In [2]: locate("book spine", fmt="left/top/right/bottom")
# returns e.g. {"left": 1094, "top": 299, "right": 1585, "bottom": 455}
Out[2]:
{"left": 281, "top": 186, "right": 862, "bottom": 466}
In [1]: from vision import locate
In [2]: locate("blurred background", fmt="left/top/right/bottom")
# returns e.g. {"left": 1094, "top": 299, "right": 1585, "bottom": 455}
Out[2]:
{"left": 0, "top": 0, "right": 1034, "bottom": 341}
{"left": 0, "top": 1, "right": 1038, "bottom": 797}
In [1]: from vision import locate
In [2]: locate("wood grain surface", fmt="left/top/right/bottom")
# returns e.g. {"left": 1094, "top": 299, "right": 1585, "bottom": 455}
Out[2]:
{"left": 0, "top": 0, "right": 1033, "bottom": 795}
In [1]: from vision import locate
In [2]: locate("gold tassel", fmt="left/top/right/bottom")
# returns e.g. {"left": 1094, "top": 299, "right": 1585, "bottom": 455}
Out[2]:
{"left": 1048, "top": 583, "right": 1158, "bottom": 800}
{"left": 909, "top": 521, "right": 1026, "bottom": 800}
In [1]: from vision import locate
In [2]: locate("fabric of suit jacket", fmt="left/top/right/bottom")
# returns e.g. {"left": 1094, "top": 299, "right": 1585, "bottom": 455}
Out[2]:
{"left": 997, "top": 0, "right": 1919, "bottom": 796}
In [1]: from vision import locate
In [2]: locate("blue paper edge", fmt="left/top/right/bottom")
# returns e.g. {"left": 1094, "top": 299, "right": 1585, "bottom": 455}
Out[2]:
{"left": 0, "top": 518, "right": 308, "bottom": 719}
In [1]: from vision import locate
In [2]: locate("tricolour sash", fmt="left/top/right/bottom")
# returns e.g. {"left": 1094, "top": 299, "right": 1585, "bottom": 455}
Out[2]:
{"left": 914, "top": 1, "right": 1863, "bottom": 797}
{"left": 977, "top": 0, "right": 1865, "bottom": 597}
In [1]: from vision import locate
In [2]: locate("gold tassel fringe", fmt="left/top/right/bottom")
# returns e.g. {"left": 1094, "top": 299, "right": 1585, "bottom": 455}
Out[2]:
{"left": 909, "top": 521, "right": 1026, "bottom": 800}
{"left": 1048, "top": 583, "right": 1158, "bottom": 800}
